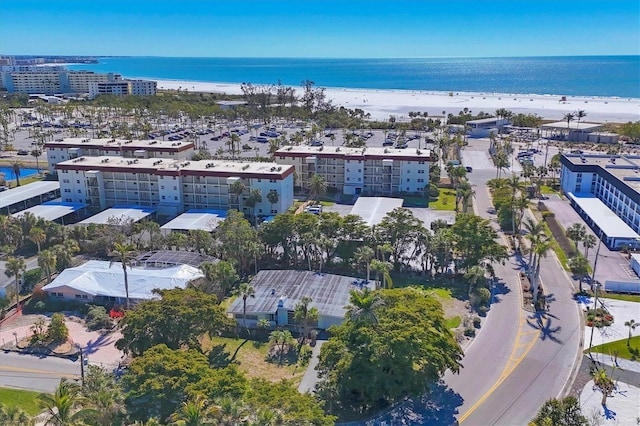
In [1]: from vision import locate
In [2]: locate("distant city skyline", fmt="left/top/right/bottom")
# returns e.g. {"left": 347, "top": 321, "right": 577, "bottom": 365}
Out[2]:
{"left": 1, "top": 0, "right": 638, "bottom": 58}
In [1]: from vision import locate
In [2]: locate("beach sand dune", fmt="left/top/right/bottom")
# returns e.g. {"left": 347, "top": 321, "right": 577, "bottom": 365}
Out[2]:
{"left": 154, "top": 79, "right": 640, "bottom": 123}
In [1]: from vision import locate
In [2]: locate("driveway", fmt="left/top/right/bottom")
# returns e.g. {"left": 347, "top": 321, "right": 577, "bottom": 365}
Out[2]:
{"left": 298, "top": 340, "right": 325, "bottom": 394}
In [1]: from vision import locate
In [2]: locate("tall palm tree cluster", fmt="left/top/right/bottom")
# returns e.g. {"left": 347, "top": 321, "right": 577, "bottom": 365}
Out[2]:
{"left": 1, "top": 213, "right": 78, "bottom": 307}
{"left": 523, "top": 218, "right": 552, "bottom": 306}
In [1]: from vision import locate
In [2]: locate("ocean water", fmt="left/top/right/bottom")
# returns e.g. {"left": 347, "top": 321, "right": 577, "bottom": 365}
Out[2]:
{"left": 68, "top": 56, "right": 640, "bottom": 98}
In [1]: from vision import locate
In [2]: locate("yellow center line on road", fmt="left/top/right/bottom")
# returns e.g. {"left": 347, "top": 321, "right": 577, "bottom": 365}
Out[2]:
{"left": 458, "top": 310, "right": 544, "bottom": 424}
{"left": 0, "top": 365, "right": 79, "bottom": 379}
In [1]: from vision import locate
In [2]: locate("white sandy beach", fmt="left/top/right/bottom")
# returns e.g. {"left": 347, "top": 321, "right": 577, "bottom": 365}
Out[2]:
{"left": 153, "top": 78, "right": 640, "bottom": 124}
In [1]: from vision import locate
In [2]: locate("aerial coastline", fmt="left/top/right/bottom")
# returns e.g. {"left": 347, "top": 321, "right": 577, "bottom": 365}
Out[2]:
{"left": 149, "top": 77, "right": 640, "bottom": 123}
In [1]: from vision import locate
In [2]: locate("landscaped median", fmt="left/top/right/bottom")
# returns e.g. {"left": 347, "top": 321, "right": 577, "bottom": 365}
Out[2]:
{"left": 587, "top": 335, "right": 640, "bottom": 361}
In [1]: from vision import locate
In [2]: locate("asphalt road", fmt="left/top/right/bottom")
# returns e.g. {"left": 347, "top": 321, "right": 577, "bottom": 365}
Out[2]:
{"left": 442, "top": 142, "right": 582, "bottom": 425}
{"left": 0, "top": 351, "right": 82, "bottom": 393}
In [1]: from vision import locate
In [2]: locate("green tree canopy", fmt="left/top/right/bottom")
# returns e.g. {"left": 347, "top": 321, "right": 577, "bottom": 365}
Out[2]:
{"left": 451, "top": 214, "right": 508, "bottom": 272}
{"left": 317, "top": 287, "right": 463, "bottom": 415}
{"left": 116, "top": 288, "right": 232, "bottom": 356}
{"left": 529, "top": 396, "right": 588, "bottom": 426}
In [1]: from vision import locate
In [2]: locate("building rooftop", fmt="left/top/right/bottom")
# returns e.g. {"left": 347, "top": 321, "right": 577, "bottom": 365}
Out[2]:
{"left": 276, "top": 145, "right": 432, "bottom": 160}
{"left": 43, "top": 260, "right": 202, "bottom": 300}
{"left": 78, "top": 205, "right": 156, "bottom": 225}
{"left": 0, "top": 181, "right": 60, "bottom": 209}
{"left": 135, "top": 250, "right": 217, "bottom": 268}
{"left": 227, "top": 270, "right": 373, "bottom": 319}
{"left": 568, "top": 193, "right": 640, "bottom": 239}
{"left": 160, "top": 209, "right": 226, "bottom": 231}
{"left": 541, "top": 121, "right": 603, "bottom": 131}
{"left": 12, "top": 201, "right": 86, "bottom": 222}
{"left": 55, "top": 156, "right": 294, "bottom": 179}
{"left": 350, "top": 197, "right": 404, "bottom": 226}
{"left": 44, "top": 137, "right": 193, "bottom": 152}
{"left": 562, "top": 154, "right": 640, "bottom": 194}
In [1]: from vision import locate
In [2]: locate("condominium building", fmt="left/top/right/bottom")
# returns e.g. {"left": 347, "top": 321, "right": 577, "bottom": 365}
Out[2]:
{"left": 275, "top": 146, "right": 432, "bottom": 196}
{"left": 560, "top": 153, "right": 640, "bottom": 249}
{"left": 88, "top": 79, "right": 157, "bottom": 99}
{"left": 45, "top": 138, "right": 195, "bottom": 173}
{"left": 0, "top": 69, "right": 122, "bottom": 95}
{"left": 55, "top": 156, "right": 294, "bottom": 217}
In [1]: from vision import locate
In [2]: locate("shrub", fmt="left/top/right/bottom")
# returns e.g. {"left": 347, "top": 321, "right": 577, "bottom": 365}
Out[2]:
{"left": 476, "top": 305, "right": 488, "bottom": 317}
{"left": 473, "top": 316, "right": 482, "bottom": 328}
{"left": 464, "top": 327, "right": 476, "bottom": 337}
{"left": 86, "top": 305, "right": 113, "bottom": 331}
{"left": 22, "top": 268, "right": 42, "bottom": 292}
{"left": 47, "top": 313, "right": 68, "bottom": 343}
{"left": 298, "top": 344, "right": 313, "bottom": 367}
{"left": 472, "top": 287, "right": 491, "bottom": 308}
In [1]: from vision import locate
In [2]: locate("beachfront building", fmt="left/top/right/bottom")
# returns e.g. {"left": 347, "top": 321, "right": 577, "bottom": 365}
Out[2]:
{"left": 275, "top": 146, "right": 432, "bottom": 196}
{"left": 465, "top": 117, "right": 511, "bottom": 138}
{"left": 541, "top": 122, "right": 604, "bottom": 142}
{"left": 88, "top": 79, "right": 157, "bottom": 99}
{"left": 560, "top": 153, "right": 640, "bottom": 250}
{"left": 55, "top": 156, "right": 294, "bottom": 217}
{"left": 0, "top": 69, "right": 122, "bottom": 95}
{"left": 227, "top": 270, "right": 373, "bottom": 329}
{"left": 45, "top": 137, "right": 195, "bottom": 173}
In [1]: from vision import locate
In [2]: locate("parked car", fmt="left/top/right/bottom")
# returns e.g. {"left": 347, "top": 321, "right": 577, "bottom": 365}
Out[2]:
{"left": 256, "top": 136, "right": 269, "bottom": 143}
{"left": 17, "top": 150, "right": 29, "bottom": 155}
{"left": 310, "top": 140, "right": 323, "bottom": 146}
{"left": 383, "top": 139, "right": 395, "bottom": 146}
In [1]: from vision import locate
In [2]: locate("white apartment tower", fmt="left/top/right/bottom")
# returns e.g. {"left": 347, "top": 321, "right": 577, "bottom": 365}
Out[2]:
{"left": 275, "top": 146, "right": 432, "bottom": 196}
{"left": 55, "top": 156, "right": 294, "bottom": 217}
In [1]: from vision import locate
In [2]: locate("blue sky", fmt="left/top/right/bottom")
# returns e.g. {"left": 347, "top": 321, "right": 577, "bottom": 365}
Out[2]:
{"left": 1, "top": 0, "right": 638, "bottom": 58}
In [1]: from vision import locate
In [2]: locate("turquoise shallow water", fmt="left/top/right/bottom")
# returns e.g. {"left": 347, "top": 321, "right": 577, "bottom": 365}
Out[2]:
{"left": 68, "top": 56, "right": 640, "bottom": 98}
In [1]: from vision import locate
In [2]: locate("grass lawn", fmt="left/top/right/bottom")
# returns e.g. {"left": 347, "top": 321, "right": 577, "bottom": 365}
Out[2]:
{"left": 429, "top": 189, "right": 456, "bottom": 211}
{"left": 598, "top": 292, "right": 640, "bottom": 303}
{"left": 0, "top": 387, "right": 43, "bottom": 416}
{"left": 542, "top": 222, "right": 571, "bottom": 271}
{"left": 318, "top": 200, "right": 335, "bottom": 207}
{"left": 402, "top": 196, "right": 428, "bottom": 208}
{"left": 587, "top": 335, "right": 640, "bottom": 361}
{"left": 540, "top": 185, "right": 560, "bottom": 195}
{"left": 445, "top": 316, "right": 461, "bottom": 329}
{"left": 202, "top": 336, "right": 306, "bottom": 386}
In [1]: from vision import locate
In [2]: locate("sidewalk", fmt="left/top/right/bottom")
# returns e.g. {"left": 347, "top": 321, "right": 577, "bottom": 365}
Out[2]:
{"left": 298, "top": 340, "right": 326, "bottom": 393}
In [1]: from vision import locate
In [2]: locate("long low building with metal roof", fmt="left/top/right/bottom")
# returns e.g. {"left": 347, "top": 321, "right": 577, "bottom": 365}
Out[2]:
{"left": 160, "top": 209, "right": 226, "bottom": 232}
{"left": 12, "top": 201, "right": 86, "bottom": 223}
{"left": 0, "top": 181, "right": 60, "bottom": 214}
{"left": 227, "top": 269, "right": 373, "bottom": 329}
{"left": 78, "top": 205, "right": 156, "bottom": 225}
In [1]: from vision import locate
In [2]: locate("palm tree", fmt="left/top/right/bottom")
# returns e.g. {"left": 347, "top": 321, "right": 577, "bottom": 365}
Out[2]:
{"left": 562, "top": 112, "right": 575, "bottom": 141}
{"left": 229, "top": 179, "right": 247, "bottom": 213}
{"left": 457, "top": 181, "right": 475, "bottom": 214}
{"left": 38, "top": 379, "right": 93, "bottom": 426}
{"left": 464, "top": 264, "right": 486, "bottom": 297}
{"left": 109, "top": 242, "right": 137, "bottom": 310}
{"left": 29, "top": 226, "right": 46, "bottom": 253}
{"left": 566, "top": 223, "right": 586, "bottom": 255}
{"left": 266, "top": 190, "right": 279, "bottom": 213}
{"left": 229, "top": 133, "right": 240, "bottom": 160}
{"left": 354, "top": 246, "right": 374, "bottom": 282}
{"left": 370, "top": 259, "right": 393, "bottom": 289}
{"left": 582, "top": 233, "right": 597, "bottom": 259}
{"left": 346, "top": 288, "right": 384, "bottom": 325}
{"left": 531, "top": 239, "right": 552, "bottom": 306}
{"left": 591, "top": 367, "right": 616, "bottom": 407}
{"left": 575, "top": 109, "right": 587, "bottom": 132}
{"left": 523, "top": 217, "right": 546, "bottom": 267}
{"left": 31, "top": 149, "right": 43, "bottom": 172}
{"left": 5, "top": 256, "right": 25, "bottom": 308}
{"left": 624, "top": 319, "right": 637, "bottom": 346}
{"left": 308, "top": 174, "right": 327, "bottom": 201}
{"left": 232, "top": 282, "right": 255, "bottom": 330}
{"left": 294, "top": 296, "right": 318, "bottom": 340}
{"left": 506, "top": 174, "right": 526, "bottom": 238}
{"left": 10, "top": 159, "right": 23, "bottom": 186}
{"left": 38, "top": 249, "right": 58, "bottom": 284}
{"left": 0, "top": 403, "right": 34, "bottom": 426}
{"left": 169, "top": 395, "right": 217, "bottom": 426}
{"left": 244, "top": 188, "right": 262, "bottom": 222}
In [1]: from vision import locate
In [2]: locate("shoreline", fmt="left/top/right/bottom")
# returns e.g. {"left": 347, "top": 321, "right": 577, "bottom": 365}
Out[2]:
{"left": 143, "top": 76, "right": 639, "bottom": 123}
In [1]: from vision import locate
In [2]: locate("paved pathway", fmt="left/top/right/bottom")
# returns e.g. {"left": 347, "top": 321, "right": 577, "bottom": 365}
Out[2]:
{"left": 298, "top": 340, "right": 325, "bottom": 393}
